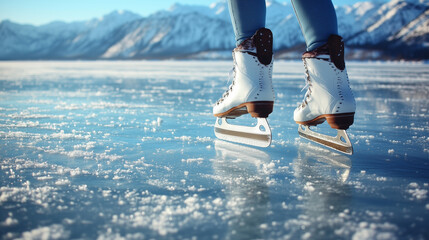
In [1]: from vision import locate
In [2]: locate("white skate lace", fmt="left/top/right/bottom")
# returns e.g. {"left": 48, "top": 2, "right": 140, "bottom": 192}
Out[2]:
{"left": 227, "top": 67, "right": 234, "bottom": 85}
{"left": 216, "top": 55, "right": 237, "bottom": 105}
{"left": 222, "top": 67, "right": 235, "bottom": 97}
{"left": 299, "top": 60, "right": 312, "bottom": 108}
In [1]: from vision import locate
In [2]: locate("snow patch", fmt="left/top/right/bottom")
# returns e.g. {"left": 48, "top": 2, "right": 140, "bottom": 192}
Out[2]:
{"left": 407, "top": 183, "right": 428, "bottom": 200}
{"left": 21, "top": 224, "right": 70, "bottom": 240}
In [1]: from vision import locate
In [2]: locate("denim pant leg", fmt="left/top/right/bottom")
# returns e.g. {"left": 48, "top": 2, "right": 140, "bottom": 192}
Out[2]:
{"left": 228, "top": 0, "right": 266, "bottom": 46}
{"left": 291, "top": 0, "right": 338, "bottom": 51}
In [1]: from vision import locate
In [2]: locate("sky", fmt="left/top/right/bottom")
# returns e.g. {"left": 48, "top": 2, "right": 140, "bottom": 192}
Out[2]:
{"left": 0, "top": 0, "right": 378, "bottom": 26}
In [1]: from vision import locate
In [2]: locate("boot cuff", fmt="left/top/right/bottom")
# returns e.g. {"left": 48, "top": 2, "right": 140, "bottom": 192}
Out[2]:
{"left": 302, "top": 35, "right": 345, "bottom": 71}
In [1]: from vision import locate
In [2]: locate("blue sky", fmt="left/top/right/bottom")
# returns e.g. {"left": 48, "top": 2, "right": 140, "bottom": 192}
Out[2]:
{"left": 0, "top": 0, "right": 376, "bottom": 26}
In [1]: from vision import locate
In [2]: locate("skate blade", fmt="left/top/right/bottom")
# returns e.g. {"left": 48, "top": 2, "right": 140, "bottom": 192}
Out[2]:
{"left": 214, "top": 117, "right": 271, "bottom": 148}
{"left": 298, "top": 125, "right": 353, "bottom": 155}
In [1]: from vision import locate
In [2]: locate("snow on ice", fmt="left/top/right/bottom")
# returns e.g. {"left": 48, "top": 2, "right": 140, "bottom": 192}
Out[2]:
{"left": 0, "top": 60, "right": 428, "bottom": 239}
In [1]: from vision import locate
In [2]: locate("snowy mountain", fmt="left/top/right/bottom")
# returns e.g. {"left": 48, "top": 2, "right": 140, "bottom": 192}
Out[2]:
{"left": 0, "top": 10, "right": 141, "bottom": 59}
{"left": 0, "top": 0, "right": 428, "bottom": 60}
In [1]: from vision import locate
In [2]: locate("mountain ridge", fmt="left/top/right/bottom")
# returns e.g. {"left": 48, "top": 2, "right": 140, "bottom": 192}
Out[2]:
{"left": 1, "top": 0, "right": 428, "bottom": 60}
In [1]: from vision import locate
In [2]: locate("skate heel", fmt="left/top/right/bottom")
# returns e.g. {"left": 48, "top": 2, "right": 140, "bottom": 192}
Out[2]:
{"left": 326, "top": 113, "right": 355, "bottom": 130}
{"left": 246, "top": 101, "right": 274, "bottom": 118}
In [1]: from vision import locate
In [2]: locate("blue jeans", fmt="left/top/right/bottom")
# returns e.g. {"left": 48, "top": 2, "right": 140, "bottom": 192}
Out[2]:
{"left": 228, "top": 0, "right": 338, "bottom": 51}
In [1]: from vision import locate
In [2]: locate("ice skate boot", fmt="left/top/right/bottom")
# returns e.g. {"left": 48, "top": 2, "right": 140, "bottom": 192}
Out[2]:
{"left": 294, "top": 35, "right": 356, "bottom": 154}
{"left": 214, "top": 28, "right": 274, "bottom": 148}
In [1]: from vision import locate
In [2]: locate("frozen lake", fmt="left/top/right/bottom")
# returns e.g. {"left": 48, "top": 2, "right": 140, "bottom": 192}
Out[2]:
{"left": 0, "top": 60, "right": 428, "bottom": 239}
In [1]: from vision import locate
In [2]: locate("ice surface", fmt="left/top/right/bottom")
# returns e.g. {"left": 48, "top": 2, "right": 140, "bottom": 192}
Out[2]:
{"left": 0, "top": 60, "right": 428, "bottom": 239}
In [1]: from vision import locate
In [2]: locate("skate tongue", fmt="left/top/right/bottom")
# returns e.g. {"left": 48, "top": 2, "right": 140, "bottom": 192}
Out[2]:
{"left": 214, "top": 117, "right": 272, "bottom": 148}
{"left": 298, "top": 125, "right": 353, "bottom": 155}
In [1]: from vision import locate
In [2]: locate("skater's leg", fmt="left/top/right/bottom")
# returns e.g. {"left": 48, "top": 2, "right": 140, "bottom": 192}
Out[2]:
{"left": 213, "top": 0, "right": 273, "bottom": 147}
{"left": 291, "top": 0, "right": 338, "bottom": 51}
{"left": 292, "top": 0, "right": 355, "bottom": 130}
{"left": 228, "top": 0, "right": 266, "bottom": 46}
{"left": 213, "top": 0, "right": 273, "bottom": 119}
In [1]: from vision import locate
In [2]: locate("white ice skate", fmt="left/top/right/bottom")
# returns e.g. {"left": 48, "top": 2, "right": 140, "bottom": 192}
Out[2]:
{"left": 294, "top": 35, "right": 356, "bottom": 154}
{"left": 213, "top": 28, "right": 275, "bottom": 147}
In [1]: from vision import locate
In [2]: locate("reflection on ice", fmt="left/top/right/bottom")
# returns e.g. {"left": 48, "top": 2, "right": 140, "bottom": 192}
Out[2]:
{"left": 212, "top": 140, "right": 270, "bottom": 240}
{"left": 1, "top": 61, "right": 428, "bottom": 239}
{"left": 287, "top": 144, "right": 352, "bottom": 239}
{"left": 296, "top": 143, "right": 351, "bottom": 182}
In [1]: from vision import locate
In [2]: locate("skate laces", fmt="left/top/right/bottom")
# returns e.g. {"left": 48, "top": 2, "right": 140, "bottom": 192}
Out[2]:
{"left": 300, "top": 60, "right": 312, "bottom": 107}
{"left": 227, "top": 67, "right": 234, "bottom": 85}
{"left": 301, "top": 82, "right": 310, "bottom": 93}
{"left": 222, "top": 67, "right": 235, "bottom": 97}
{"left": 216, "top": 57, "right": 236, "bottom": 105}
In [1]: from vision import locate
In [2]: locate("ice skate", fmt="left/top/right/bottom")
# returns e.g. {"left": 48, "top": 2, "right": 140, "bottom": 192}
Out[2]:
{"left": 294, "top": 35, "right": 356, "bottom": 155}
{"left": 213, "top": 28, "right": 274, "bottom": 147}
